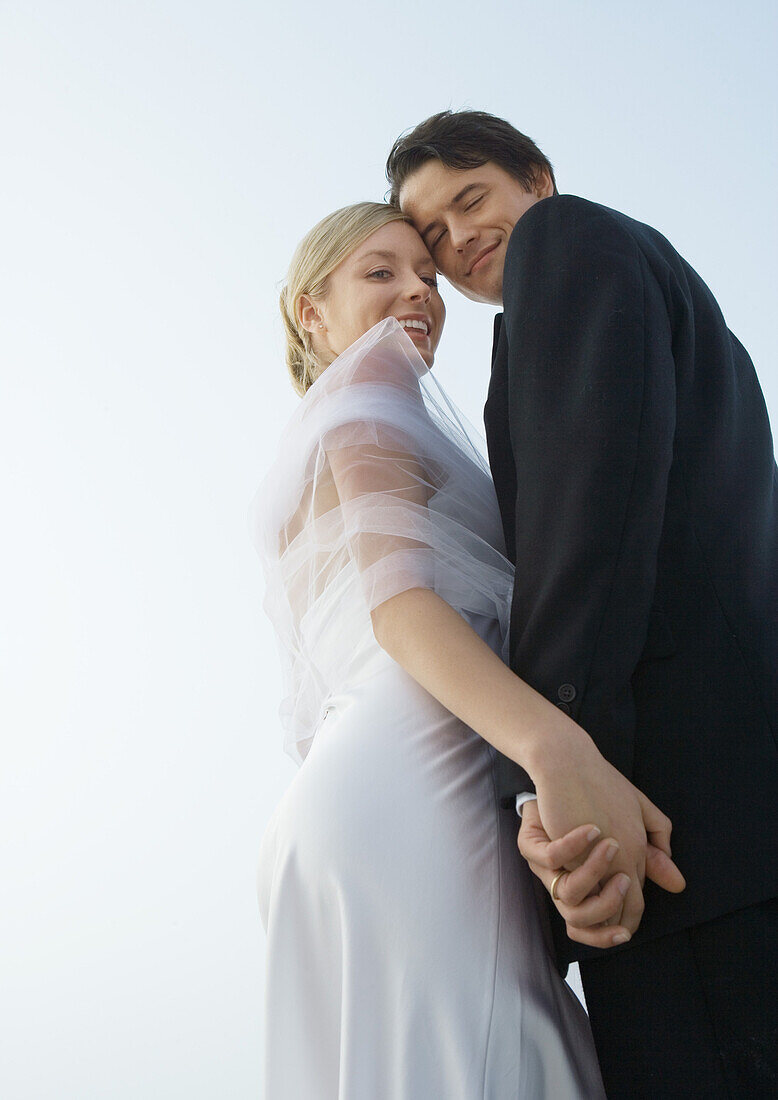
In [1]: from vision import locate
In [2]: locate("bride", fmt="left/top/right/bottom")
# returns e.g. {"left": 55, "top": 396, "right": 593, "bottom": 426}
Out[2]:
{"left": 252, "top": 202, "right": 610, "bottom": 1097}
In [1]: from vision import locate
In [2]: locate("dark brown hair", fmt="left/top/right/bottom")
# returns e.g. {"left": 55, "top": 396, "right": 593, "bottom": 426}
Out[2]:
{"left": 386, "top": 109, "right": 556, "bottom": 205}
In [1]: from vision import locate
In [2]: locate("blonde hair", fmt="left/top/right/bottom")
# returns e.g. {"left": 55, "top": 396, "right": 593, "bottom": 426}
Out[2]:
{"left": 280, "top": 202, "right": 409, "bottom": 396}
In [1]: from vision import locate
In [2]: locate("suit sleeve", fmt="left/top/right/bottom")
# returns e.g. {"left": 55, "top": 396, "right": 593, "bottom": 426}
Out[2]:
{"left": 502, "top": 197, "right": 676, "bottom": 777}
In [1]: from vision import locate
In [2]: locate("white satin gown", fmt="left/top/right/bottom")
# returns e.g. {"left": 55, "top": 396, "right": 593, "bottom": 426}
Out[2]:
{"left": 252, "top": 319, "right": 606, "bottom": 1098}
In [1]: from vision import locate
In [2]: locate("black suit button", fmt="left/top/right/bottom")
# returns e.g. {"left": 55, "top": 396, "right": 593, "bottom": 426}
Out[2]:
{"left": 557, "top": 701, "right": 571, "bottom": 715}
{"left": 558, "top": 683, "right": 576, "bottom": 703}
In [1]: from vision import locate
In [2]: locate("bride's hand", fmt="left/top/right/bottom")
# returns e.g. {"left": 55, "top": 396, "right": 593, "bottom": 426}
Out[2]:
{"left": 522, "top": 730, "right": 686, "bottom": 938}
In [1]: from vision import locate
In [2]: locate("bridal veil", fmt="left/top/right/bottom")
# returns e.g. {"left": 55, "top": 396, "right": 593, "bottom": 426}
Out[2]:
{"left": 251, "top": 317, "right": 514, "bottom": 764}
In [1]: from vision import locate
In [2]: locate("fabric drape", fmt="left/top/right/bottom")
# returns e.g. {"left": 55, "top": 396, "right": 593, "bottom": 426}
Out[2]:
{"left": 251, "top": 317, "right": 514, "bottom": 764}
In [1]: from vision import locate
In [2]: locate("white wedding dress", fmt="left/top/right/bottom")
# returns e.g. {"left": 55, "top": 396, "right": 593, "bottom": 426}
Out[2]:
{"left": 251, "top": 318, "right": 605, "bottom": 1098}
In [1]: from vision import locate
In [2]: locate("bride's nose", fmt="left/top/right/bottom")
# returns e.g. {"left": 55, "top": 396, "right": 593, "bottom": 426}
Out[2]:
{"left": 403, "top": 274, "right": 431, "bottom": 302}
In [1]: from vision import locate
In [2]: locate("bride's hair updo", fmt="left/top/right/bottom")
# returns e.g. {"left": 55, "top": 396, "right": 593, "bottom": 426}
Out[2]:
{"left": 280, "top": 202, "right": 409, "bottom": 396}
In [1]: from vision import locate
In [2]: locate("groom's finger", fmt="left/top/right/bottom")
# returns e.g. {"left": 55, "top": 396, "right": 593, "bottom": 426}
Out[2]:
{"left": 619, "top": 873, "right": 646, "bottom": 935}
{"left": 560, "top": 875, "right": 632, "bottom": 929}
{"left": 565, "top": 921, "right": 633, "bottom": 950}
{"left": 517, "top": 800, "right": 601, "bottom": 869}
{"left": 534, "top": 838, "right": 622, "bottom": 907}
{"left": 530, "top": 857, "right": 629, "bottom": 924}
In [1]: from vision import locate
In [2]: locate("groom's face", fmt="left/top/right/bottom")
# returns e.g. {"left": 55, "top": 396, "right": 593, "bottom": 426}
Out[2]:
{"left": 399, "top": 160, "right": 552, "bottom": 306}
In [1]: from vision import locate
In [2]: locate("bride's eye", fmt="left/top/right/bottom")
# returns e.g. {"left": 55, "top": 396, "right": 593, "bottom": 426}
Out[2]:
{"left": 367, "top": 268, "right": 392, "bottom": 280}
{"left": 421, "top": 275, "right": 438, "bottom": 288}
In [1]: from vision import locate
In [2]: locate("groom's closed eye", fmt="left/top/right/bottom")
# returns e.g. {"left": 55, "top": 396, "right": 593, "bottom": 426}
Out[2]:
{"left": 427, "top": 195, "right": 486, "bottom": 253}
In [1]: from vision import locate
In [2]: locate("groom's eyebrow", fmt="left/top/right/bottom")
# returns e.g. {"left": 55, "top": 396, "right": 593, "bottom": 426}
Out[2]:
{"left": 421, "top": 183, "right": 483, "bottom": 241}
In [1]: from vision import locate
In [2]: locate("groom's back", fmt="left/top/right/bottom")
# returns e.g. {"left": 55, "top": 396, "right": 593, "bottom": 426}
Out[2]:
{"left": 617, "top": 201, "right": 778, "bottom": 703}
{"left": 623, "top": 200, "right": 778, "bottom": 940}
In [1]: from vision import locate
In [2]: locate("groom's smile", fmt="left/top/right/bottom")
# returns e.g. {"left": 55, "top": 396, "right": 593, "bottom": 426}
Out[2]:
{"left": 398, "top": 160, "right": 554, "bottom": 306}
{"left": 468, "top": 241, "right": 501, "bottom": 276}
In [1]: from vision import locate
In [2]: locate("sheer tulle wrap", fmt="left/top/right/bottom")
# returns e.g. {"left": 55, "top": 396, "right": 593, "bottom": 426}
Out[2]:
{"left": 251, "top": 318, "right": 514, "bottom": 764}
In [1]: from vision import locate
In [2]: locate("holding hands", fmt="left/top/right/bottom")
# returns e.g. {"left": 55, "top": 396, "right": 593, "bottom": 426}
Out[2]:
{"left": 519, "top": 808, "right": 635, "bottom": 948}
{"left": 518, "top": 733, "right": 686, "bottom": 948}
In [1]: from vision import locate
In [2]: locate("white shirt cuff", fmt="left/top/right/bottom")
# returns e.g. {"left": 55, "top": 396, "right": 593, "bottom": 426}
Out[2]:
{"left": 514, "top": 791, "right": 537, "bottom": 818}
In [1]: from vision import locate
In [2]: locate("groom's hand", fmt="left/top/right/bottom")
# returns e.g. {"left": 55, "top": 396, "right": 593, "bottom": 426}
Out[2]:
{"left": 518, "top": 801, "right": 650, "bottom": 948}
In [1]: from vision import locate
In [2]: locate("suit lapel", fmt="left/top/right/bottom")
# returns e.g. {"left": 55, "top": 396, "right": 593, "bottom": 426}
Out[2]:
{"left": 484, "top": 313, "right": 518, "bottom": 563}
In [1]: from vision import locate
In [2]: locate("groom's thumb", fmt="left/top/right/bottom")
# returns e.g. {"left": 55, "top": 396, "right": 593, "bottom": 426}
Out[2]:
{"left": 645, "top": 843, "right": 686, "bottom": 894}
{"left": 638, "top": 791, "right": 673, "bottom": 857}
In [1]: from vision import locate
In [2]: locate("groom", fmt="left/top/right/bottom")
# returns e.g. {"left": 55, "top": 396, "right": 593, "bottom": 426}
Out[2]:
{"left": 387, "top": 110, "right": 778, "bottom": 1097}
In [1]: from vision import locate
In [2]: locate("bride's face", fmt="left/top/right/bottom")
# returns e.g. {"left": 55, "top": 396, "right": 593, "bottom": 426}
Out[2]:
{"left": 302, "top": 221, "right": 445, "bottom": 368}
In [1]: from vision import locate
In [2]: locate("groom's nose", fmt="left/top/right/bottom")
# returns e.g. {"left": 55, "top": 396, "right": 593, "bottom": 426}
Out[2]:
{"left": 449, "top": 217, "right": 477, "bottom": 253}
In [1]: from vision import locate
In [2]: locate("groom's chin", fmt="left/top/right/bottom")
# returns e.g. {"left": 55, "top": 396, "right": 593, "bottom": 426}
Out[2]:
{"left": 456, "top": 279, "right": 504, "bottom": 307}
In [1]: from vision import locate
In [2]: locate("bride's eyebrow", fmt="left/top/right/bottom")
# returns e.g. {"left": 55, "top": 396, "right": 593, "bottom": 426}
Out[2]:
{"left": 357, "top": 248, "right": 435, "bottom": 268}
{"left": 359, "top": 249, "right": 397, "bottom": 262}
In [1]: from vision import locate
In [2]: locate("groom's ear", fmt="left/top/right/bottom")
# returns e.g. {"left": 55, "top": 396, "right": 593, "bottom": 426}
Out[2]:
{"left": 533, "top": 167, "right": 556, "bottom": 198}
{"left": 298, "top": 294, "right": 323, "bottom": 335}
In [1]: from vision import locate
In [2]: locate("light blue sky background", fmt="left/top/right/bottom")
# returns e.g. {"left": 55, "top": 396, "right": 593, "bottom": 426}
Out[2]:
{"left": 2, "top": 2, "right": 776, "bottom": 1096}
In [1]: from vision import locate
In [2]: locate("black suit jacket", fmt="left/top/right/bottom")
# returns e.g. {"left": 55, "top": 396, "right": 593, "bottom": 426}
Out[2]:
{"left": 484, "top": 194, "right": 778, "bottom": 964}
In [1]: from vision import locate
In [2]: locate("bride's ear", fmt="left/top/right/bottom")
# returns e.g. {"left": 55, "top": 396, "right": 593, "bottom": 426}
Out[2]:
{"left": 298, "top": 295, "right": 324, "bottom": 335}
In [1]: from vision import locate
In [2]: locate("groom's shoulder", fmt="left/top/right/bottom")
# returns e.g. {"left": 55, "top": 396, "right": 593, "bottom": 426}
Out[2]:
{"left": 504, "top": 194, "right": 668, "bottom": 284}
{"left": 524, "top": 193, "right": 646, "bottom": 227}
{"left": 507, "top": 194, "right": 640, "bottom": 254}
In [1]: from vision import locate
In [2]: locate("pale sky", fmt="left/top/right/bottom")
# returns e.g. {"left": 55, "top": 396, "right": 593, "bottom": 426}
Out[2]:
{"left": 1, "top": 1, "right": 776, "bottom": 1096}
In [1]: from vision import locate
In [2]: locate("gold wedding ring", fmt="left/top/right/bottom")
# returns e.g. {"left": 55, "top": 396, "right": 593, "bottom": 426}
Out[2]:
{"left": 550, "top": 870, "right": 567, "bottom": 902}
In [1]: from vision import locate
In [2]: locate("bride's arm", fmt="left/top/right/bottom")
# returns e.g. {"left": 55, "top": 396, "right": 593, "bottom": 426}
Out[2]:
{"left": 372, "top": 587, "right": 580, "bottom": 768}
{"left": 371, "top": 587, "right": 685, "bottom": 943}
